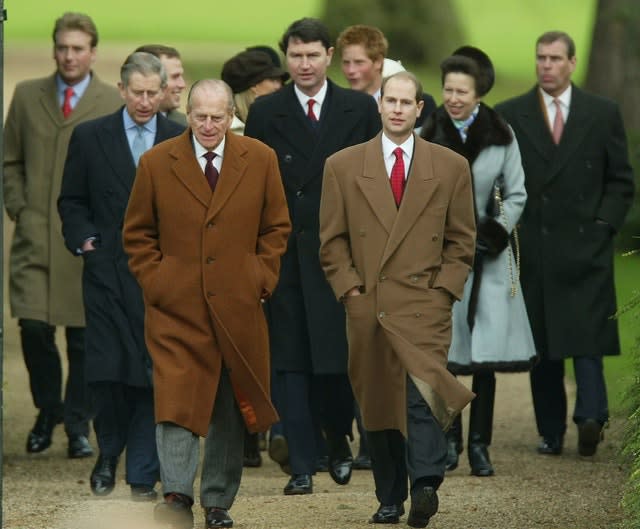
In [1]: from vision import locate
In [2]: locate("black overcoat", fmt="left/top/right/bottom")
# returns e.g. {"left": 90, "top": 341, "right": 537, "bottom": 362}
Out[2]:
{"left": 244, "top": 80, "right": 381, "bottom": 373}
{"left": 495, "top": 85, "right": 634, "bottom": 360}
{"left": 58, "top": 108, "right": 184, "bottom": 386}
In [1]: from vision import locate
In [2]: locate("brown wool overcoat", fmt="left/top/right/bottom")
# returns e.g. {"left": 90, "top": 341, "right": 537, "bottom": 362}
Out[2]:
{"left": 319, "top": 133, "right": 477, "bottom": 435}
{"left": 123, "top": 130, "right": 291, "bottom": 437}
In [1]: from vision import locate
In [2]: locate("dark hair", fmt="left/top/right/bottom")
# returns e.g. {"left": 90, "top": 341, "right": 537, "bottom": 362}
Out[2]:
{"left": 536, "top": 31, "right": 576, "bottom": 59}
{"left": 52, "top": 12, "right": 98, "bottom": 47}
{"left": 135, "top": 44, "right": 181, "bottom": 60}
{"left": 440, "top": 55, "right": 481, "bottom": 95}
{"left": 279, "top": 17, "right": 331, "bottom": 54}
{"left": 381, "top": 71, "right": 423, "bottom": 104}
{"left": 451, "top": 46, "right": 494, "bottom": 96}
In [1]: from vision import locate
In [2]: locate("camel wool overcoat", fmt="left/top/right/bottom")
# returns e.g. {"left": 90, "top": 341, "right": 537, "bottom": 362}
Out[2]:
{"left": 123, "top": 130, "right": 291, "bottom": 437}
{"left": 319, "top": 133, "right": 477, "bottom": 435}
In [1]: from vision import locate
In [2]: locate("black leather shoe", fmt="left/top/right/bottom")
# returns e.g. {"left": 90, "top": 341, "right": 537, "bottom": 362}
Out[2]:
{"left": 407, "top": 486, "right": 438, "bottom": 528}
{"left": 154, "top": 492, "right": 194, "bottom": 529}
{"left": 445, "top": 439, "right": 462, "bottom": 471}
{"left": 205, "top": 507, "right": 233, "bottom": 528}
{"left": 90, "top": 455, "right": 118, "bottom": 496}
{"left": 26, "top": 410, "right": 62, "bottom": 453}
{"left": 369, "top": 503, "right": 405, "bottom": 524}
{"left": 537, "top": 436, "right": 563, "bottom": 455}
{"left": 243, "top": 431, "right": 262, "bottom": 467}
{"left": 330, "top": 455, "right": 353, "bottom": 485}
{"left": 68, "top": 434, "right": 94, "bottom": 459}
{"left": 268, "top": 434, "right": 290, "bottom": 475}
{"left": 353, "top": 452, "right": 372, "bottom": 470}
{"left": 578, "top": 419, "right": 604, "bottom": 457}
{"left": 130, "top": 484, "right": 158, "bottom": 502}
{"left": 468, "top": 443, "right": 494, "bottom": 476}
{"left": 283, "top": 474, "right": 313, "bottom": 495}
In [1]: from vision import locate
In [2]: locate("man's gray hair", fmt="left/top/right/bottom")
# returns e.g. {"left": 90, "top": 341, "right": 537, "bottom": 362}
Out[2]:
{"left": 187, "top": 79, "right": 235, "bottom": 114}
{"left": 120, "top": 51, "right": 167, "bottom": 88}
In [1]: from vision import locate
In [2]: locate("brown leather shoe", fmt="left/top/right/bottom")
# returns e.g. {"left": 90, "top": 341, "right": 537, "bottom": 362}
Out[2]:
{"left": 205, "top": 507, "right": 233, "bottom": 528}
{"left": 154, "top": 492, "right": 194, "bottom": 529}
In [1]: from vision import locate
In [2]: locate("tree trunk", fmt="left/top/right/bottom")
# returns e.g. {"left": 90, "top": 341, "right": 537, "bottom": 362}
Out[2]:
{"left": 585, "top": 0, "right": 640, "bottom": 133}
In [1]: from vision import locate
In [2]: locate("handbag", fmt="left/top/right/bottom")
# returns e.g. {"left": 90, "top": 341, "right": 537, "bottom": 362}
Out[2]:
{"left": 488, "top": 177, "right": 521, "bottom": 297}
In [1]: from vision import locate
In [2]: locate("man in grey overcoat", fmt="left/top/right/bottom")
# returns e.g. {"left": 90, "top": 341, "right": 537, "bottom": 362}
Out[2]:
{"left": 3, "top": 12, "right": 122, "bottom": 457}
{"left": 496, "top": 31, "right": 635, "bottom": 457}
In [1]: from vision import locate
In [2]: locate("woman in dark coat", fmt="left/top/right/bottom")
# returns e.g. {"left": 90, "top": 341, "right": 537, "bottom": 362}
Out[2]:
{"left": 421, "top": 47, "right": 536, "bottom": 476}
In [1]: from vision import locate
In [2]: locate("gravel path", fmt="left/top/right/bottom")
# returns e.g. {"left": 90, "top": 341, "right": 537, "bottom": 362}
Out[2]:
{"left": 2, "top": 46, "right": 628, "bottom": 529}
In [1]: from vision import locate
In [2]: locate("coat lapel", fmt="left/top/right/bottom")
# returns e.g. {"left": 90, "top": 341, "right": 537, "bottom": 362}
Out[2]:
{"left": 512, "top": 87, "right": 554, "bottom": 163}
{"left": 357, "top": 134, "right": 397, "bottom": 235}
{"left": 382, "top": 137, "right": 439, "bottom": 266}
{"left": 207, "top": 133, "right": 247, "bottom": 219}
{"left": 170, "top": 130, "right": 212, "bottom": 208}
{"left": 545, "top": 86, "right": 594, "bottom": 183}
{"left": 270, "top": 85, "right": 317, "bottom": 161}
{"left": 97, "top": 110, "right": 137, "bottom": 192}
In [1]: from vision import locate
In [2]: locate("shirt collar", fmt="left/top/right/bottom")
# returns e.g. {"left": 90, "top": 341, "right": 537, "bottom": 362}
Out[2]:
{"left": 540, "top": 84, "right": 572, "bottom": 109}
{"left": 193, "top": 134, "right": 226, "bottom": 161}
{"left": 381, "top": 132, "right": 414, "bottom": 160}
{"left": 294, "top": 80, "right": 328, "bottom": 111}
{"left": 122, "top": 107, "right": 158, "bottom": 135}
{"left": 56, "top": 72, "right": 91, "bottom": 100}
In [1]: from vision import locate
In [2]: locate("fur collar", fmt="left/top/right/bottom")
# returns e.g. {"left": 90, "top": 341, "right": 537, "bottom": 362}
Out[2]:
{"left": 420, "top": 102, "right": 513, "bottom": 165}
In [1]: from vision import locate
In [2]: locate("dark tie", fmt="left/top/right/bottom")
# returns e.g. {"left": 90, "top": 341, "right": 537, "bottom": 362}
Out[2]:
{"left": 552, "top": 98, "right": 564, "bottom": 144}
{"left": 307, "top": 98, "right": 318, "bottom": 123}
{"left": 203, "top": 151, "right": 219, "bottom": 191}
{"left": 390, "top": 147, "right": 405, "bottom": 207}
{"left": 62, "top": 87, "right": 74, "bottom": 118}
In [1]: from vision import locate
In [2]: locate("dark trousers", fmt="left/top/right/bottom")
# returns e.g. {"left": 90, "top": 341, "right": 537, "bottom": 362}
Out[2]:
{"left": 278, "top": 371, "right": 353, "bottom": 475}
{"left": 19, "top": 318, "right": 90, "bottom": 437}
{"left": 91, "top": 382, "right": 158, "bottom": 487}
{"left": 367, "top": 377, "right": 446, "bottom": 506}
{"left": 530, "top": 355, "right": 609, "bottom": 439}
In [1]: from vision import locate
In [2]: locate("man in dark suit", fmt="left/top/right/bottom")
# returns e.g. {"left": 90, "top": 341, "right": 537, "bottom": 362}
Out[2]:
{"left": 495, "top": 31, "right": 635, "bottom": 457}
{"left": 244, "top": 17, "right": 381, "bottom": 495}
{"left": 58, "top": 52, "right": 184, "bottom": 500}
{"left": 319, "top": 71, "right": 476, "bottom": 527}
{"left": 3, "top": 12, "right": 122, "bottom": 459}
{"left": 135, "top": 44, "right": 188, "bottom": 125}
{"left": 336, "top": 24, "right": 436, "bottom": 131}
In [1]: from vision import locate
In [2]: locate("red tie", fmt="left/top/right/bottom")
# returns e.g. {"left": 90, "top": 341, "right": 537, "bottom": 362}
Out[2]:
{"left": 390, "top": 147, "right": 405, "bottom": 207}
{"left": 62, "top": 87, "right": 74, "bottom": 118}
{"left": 552, "top": 98, "right": 564, "bottom": 144}
{"left": 307, "top": 99, "right": 318, "bottom": 122}
{"left": 203, "top": 151, "right": 219, "bottom": 191}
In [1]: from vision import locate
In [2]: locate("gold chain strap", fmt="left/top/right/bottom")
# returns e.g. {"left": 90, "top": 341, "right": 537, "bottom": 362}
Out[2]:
{"left": 495, "top": 186, "right": 520, "bottom": 297}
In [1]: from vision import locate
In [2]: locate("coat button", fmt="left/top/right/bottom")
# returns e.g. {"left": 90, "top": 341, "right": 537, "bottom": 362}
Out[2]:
{"left": 296, "top": 190, "right": 304, "bottom": 198}
{"left": 378, "top": 311, "right": 385, "bottom": 319}
{"left": 415, "top": 312, "right": 422, "bottom": 318}
{"left": 379, "top": 275, "right": 386, "bottom": 281}
{"left": 410, "top": 275, "right": 418, "bottom": 282}
{"left": 206, "top": 257, "right": 215, "bottom": 264}
{"left": 207, "top": 291, "right": 214, "bottom": 297}
{"left": 431, "top": 234, "right": 438, "bottom": 241}
{"left": 207, "top": 222, "right": 214, "bottom": 228}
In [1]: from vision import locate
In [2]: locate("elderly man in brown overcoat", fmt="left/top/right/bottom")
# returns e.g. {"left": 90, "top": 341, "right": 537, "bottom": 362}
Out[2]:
{"left": 319, "top": 72, "right": 476, "bottom": 528}
{"left": 123, "top": 79, "right": 290, "bottom": 529}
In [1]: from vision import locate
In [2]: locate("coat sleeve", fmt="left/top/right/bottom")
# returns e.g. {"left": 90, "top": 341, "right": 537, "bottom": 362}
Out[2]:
{"left": 122, "top": 156, "right": 162, "bottom": 292}
{"left": 432, "top": 158, "right": 476, "bottom": 300}
{"left": 319, "top": 155, "right": 363, "bottom": 300}
{"left": 595, "top": 102, "right": 635, "bottom": 231}
{"left": 57, "top": 126, "right": 100, "bottom": 255}
{"left": 256, "top": 148, "right": 291, "bottom": 298}
{"left": 498, "top": 130, "right": 527, "bottom": 234}
{"left": 3, "top": 90, "right": 27, "bottom": 220}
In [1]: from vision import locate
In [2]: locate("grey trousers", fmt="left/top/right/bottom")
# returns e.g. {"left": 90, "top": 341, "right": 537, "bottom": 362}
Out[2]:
{"left": 156, "top": 369, "right": 244, "bottom": 509}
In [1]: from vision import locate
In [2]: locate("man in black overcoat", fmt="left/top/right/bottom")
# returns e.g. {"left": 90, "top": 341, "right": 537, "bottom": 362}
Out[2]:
{"left": 58, "top": 52, "right": 184, "bottom": 499}
{"left": 244, "top": 17, "right": 381, "bottom": 495}
{"left": 495, "top": 31, "right": 634, "bottom": 457}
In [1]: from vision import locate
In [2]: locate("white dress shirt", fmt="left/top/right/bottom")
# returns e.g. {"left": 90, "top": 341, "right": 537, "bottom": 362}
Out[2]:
{"left": 541, "top": 85, "right": 571, "bottom": 131}
{"left": 294, "top": 80, "right": 328, "bottom": 120}
{"left": 381, "top": 133, "right": 414, "bottom": 180}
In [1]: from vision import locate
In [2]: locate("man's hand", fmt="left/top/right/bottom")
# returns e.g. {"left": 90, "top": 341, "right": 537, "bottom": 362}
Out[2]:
{"left": 81, "top": 239, "right": 96, "bottom": 253}
{"left": 344, "top": 286, "right": 362, "bottom": 299}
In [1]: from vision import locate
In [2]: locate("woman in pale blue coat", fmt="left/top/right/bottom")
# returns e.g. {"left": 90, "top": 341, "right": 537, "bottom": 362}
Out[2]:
{"left": 421, "top": 47, "right": 536, "bottom": 476}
